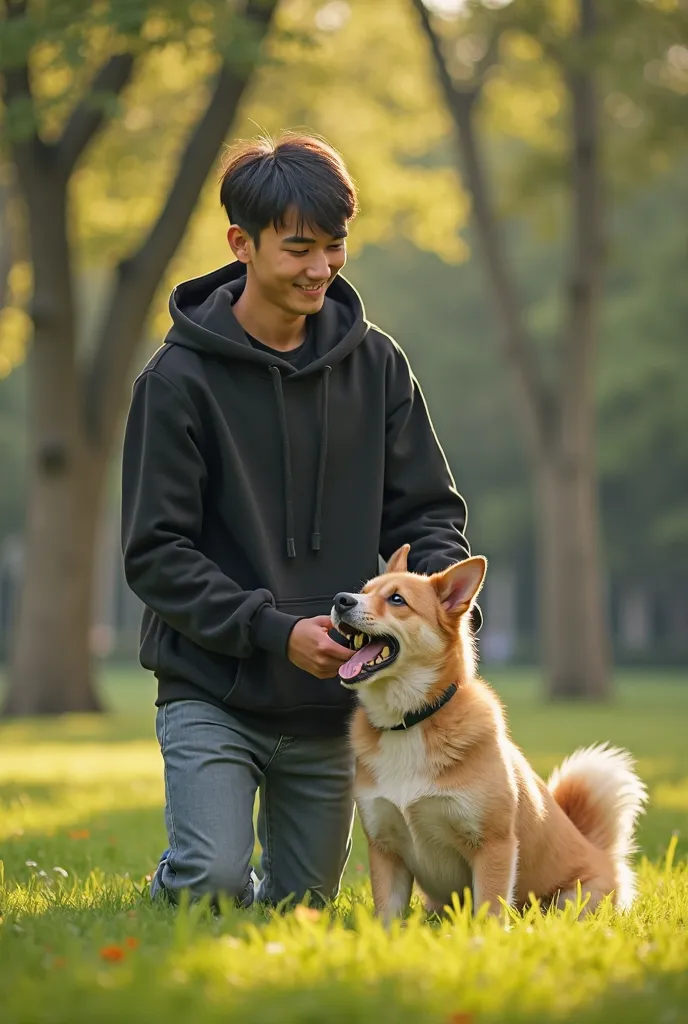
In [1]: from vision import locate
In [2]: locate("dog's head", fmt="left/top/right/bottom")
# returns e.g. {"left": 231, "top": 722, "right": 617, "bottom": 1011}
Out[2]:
{"left": 332, "top": 544, "right": 486, "bottom": 698}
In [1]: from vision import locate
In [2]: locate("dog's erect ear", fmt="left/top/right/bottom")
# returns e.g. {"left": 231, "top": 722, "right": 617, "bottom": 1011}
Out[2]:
{"left": 433, "top": 557, "right": 487, "bottom": 615}
{"left": 386, "top": 544, "right": 410, "bottom": 574}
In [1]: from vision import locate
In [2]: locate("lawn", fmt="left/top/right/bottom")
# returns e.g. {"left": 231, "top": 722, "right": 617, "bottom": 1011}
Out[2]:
{"left": 1, "top": 666, "right": 687, "bottom": 1023}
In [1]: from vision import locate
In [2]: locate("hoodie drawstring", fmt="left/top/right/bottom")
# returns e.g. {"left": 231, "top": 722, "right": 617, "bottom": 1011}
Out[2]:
{"left": 269, "top": 364, "right": 332, "bottom": 559}
{"left": 311, "top": 365, "right": 331, "bottom": 552}
{"left": 270, "top": 367, "right": 296, "bottom": 558}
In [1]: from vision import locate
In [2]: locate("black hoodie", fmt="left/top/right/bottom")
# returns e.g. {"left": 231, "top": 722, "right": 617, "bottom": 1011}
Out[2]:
{"left": 121, "top": 262, "right": 476, "bottom": 736}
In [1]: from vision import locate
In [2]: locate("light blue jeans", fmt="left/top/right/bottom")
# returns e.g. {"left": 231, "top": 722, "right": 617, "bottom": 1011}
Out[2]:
{"left": 150, "top": 699, "right": 355, "bottom": 908}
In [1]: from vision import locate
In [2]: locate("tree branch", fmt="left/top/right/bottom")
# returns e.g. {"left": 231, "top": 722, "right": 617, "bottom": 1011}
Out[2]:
{"left": 84, "top": 0, "right": 280, "bottom": 448}
{"left": 0, "top": 170, "right": 30, "bottom": 315}
{"left": 0, "top": 182, "right": 13, "bottom": 313}
{"left": 559, "top": 0, "right": 602, "bottom": 449}
{"left": 58, "top": 54, "right": 136, "bottom": 174}
{"left": 413, "top": 0, "right": 501, "bottom": 103}
{"left": 411, "top": 0, "right": 554, "bottom": 456}
{"left": 1, "top": 0, "right": 49, "bottom": 181}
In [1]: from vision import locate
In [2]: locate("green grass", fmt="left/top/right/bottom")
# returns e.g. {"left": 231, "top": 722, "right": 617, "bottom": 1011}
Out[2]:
{"left": 1, "top": 666, "right": 687, "bottom": 1023}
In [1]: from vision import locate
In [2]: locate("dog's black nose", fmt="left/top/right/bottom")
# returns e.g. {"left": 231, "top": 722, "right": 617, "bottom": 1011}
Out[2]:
{"left": 334, "top": 592, "right": 358, "bottom": 615}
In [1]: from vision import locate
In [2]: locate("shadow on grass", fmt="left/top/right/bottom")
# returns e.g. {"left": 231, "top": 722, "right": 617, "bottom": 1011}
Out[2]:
{"left": 1, "top": 795, "right": 371, "bottom": 901}
{"left": 1, "top": 803, "right": 166, "bottom": 886}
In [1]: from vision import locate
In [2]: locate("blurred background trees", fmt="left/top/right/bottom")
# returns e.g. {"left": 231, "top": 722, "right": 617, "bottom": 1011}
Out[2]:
{"left": 1, "top": 0, "right": 686, "bottom": 715}
{"left": 410, "top": 0, "right": 688, "bottom": 698}
{"left": 0, "top": 0, "right": 280, "bottom": 714}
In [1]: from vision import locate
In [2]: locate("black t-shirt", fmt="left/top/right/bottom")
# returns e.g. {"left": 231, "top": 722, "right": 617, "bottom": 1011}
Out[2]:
{"left": 245, "top": 318, "right": 315, "bottom": 371}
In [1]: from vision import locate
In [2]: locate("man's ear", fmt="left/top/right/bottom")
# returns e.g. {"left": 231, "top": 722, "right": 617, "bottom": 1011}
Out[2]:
{"left": 432, "top": 557, "right": 487, "bottom": 615}
{"left": 386, "top": 544, "right": 410, "bottom": 574}
{"left": 227, "top": 224, "right": 252, "bottom": 264}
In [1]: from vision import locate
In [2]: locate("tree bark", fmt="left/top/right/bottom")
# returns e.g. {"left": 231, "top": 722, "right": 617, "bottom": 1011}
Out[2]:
{"left": 412, "top": 0, "right": 611, "bottom": 698}
{"left": 2, "top": 0, "right": 279, "bottom": 717}
{"left": 545, "top": 0, "right": 610, "bottom": 698}
{"left": 1, "top": 155, "right": 108, "bottom": 714}
{"left": 0, "top": 178, "right": 13, "bottom": 313}
{"left": 4, "top": 443, "right": 106, "bottom": 714}
{"left": 536, "top": 451, "right": 610, "bottom": 699}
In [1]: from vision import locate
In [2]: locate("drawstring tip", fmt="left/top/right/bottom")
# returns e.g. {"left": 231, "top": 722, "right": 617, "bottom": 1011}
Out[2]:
{"left": 311, "top": 532, "right": 321, "bottom": 552}
{"left": 286, "top": 538, "right": 296, "bottom": 558}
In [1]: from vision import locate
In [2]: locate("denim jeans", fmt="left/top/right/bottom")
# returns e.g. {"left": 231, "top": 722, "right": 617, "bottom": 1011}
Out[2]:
{"left": 150, "top": 699, "right": 355, "bottom": 908}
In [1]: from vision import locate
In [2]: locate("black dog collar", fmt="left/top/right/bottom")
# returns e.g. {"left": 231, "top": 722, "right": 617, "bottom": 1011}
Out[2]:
{"left": 389, "top": 683, "right": 458, "bottom": 731}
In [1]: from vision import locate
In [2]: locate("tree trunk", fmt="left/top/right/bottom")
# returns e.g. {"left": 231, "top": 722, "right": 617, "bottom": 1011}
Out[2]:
{"left": 411, "top": 0, "right": 612, "bottom": 699}
{"left": 536, "top": 449, "right": 610, "bottom": 700}
{"left": 537, "top": 0, "right": 610, "bottom": 699}
{"left": 1, "top": 0, "right": 280, "bottom": 717}
{"left": 1, "top": 148, "right": 109, "bottom": 716}
{"left": 3, "top": 442, "right": 106, "bottom": 715}
{"left": 2, "top": 161, "right": 107, "bottom": 714}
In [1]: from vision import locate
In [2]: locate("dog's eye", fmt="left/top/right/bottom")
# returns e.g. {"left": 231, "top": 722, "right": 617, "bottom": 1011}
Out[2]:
{"left": 387, "top": 593, "right": 406, "bottom": 606}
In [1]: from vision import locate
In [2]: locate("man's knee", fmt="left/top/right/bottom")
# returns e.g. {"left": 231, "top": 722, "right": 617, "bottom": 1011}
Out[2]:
{"left": 201, "top": 856, "right": 254, "bottom": 907}
{"left": 263, "top": 872, "right": 341, "bottom": 909}
{"left": 156, "top": 851, "right": 254, "bottom": 908}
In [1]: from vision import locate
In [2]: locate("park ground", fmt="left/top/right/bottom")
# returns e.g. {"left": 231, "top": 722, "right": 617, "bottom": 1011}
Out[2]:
{"left": 1, "top": 666, "right": 687, "bottom": 1023}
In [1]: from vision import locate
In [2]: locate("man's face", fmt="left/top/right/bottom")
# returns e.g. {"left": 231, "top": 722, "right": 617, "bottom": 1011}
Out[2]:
{"left": 228, "top": 208, "right": 348, "bottom": 316}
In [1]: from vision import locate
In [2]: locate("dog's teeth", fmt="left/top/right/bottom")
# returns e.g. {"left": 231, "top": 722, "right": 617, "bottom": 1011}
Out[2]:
{"left": 381, "top": 646, "right": 391, "bottom": 659}
{"left": 354, "top": 634, "right": 364, "bottom": 650}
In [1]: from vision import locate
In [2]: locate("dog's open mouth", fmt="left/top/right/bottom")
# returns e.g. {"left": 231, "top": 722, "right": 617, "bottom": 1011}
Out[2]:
{"left": 335, "top": 622, "right": 399, "bottom": 683}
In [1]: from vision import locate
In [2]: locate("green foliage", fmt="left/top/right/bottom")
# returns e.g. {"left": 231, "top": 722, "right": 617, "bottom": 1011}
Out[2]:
{"left": 0, "top": 0, "right": 685, "bottom": 577}
{"left": 1, "top": 166, "right": 686, "bottom": 572}
{"left": 0, "top": 667, "right": 687, "bottom": 1022}
{"left": 598, "top": 167, "right": 688, "bottom": 573}
{"left": 426, "top": 0, "right": 688, "bottom": 209}
{"left": 1, "top": 0, "right": 475, "bottom": 371}
{"left": 347, "top": 239, "right": 531, "bottom": 563}
{"left": 345, "top": 162, "right": 688, "bottom": 572}
{"left": 0, "top": 0, "right": 289, "bottom": 378}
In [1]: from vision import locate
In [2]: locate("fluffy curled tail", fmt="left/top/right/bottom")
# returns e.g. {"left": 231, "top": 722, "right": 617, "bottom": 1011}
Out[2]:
{"left": 548, "top": 743, "right": 648, "bottom": 862}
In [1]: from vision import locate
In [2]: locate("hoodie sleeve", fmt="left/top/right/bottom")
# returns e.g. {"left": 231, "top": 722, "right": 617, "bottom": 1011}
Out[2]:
{"left": 380, "top": 343, "right": 477, "bottom": 583}
{"left": 121, "top": 370, "right": 298, "bottom": 659}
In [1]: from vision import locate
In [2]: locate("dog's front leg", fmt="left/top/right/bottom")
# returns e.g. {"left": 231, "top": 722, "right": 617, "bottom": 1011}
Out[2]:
{"left": 471, "top": 834, "right": 519, "bottom": 917}
{"left": 368, "top": 842, "right": 414, "bottom": 925}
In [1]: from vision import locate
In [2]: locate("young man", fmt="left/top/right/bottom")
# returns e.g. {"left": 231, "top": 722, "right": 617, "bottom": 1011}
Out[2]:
{"left": 121, "top": 133, "right": 478, "bottom": 909}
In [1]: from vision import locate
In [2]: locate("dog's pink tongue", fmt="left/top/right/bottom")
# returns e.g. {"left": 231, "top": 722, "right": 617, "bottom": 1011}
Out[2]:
{"left": 338, "top": 640, "right": 385, "bottom": 680}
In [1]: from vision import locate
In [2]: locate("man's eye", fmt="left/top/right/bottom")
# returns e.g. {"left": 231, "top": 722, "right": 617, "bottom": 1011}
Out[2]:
{"left": 287, "top": 250, "right": 309, "bottom": 256}
{"left": 388, "top": 593, "right": 406, "bottom": 606}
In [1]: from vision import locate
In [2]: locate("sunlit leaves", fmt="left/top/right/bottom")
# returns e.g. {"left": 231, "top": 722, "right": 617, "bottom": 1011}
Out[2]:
{"left": 417, "top": 0, "right": 688, "bottom": 211}
{"left": 97, "top": 0, "right": 476, "bottom": 345}
{"left": 1, "top": 0, "right": 686, "bottom": 370}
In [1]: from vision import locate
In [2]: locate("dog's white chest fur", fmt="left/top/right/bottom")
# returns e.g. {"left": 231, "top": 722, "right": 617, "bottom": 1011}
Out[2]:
{"left": 365, "top": 729, "right": 434, "bottom": 809}
{"left": 356, "top": 729, "right": 481, "bottom": 905}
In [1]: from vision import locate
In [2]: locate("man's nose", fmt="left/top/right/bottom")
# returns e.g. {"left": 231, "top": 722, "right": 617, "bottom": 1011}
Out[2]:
{"left": 305, "top": 254, "right": 330, "bottom": 279}
{"left": 334, "top": 593, "right": 358, "bottom": 615}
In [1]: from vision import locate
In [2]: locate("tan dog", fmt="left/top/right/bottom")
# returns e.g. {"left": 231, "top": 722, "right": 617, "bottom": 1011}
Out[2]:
{"left": 332, "top": 546, "right": 647, "bottom": 923}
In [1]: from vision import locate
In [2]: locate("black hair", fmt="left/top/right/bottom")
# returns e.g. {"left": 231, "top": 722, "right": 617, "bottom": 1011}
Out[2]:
{"left": 219, "top": 132, "right": 358, "bottom": 244}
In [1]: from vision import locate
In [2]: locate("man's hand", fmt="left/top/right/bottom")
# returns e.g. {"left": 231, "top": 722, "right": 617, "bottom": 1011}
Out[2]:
{"left": 287, "top": 616, "right": 353, "bottom": 679}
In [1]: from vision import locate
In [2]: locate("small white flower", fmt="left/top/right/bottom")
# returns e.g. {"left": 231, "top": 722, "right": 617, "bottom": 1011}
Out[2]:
{"left": 52, "top": 866, "right": 69, "bottom": 878}
{"left": 25, "top": 860, "right": 38, "bottom": 868}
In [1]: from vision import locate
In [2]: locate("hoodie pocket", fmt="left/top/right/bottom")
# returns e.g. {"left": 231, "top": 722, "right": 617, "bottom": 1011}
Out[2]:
{"left": 223, "top": 596, "right": 350, "bottom": 714}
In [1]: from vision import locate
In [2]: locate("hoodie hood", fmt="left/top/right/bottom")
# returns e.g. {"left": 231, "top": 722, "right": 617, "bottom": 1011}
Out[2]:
{"left": 165, "top": 261, "right": 369, "bottom": 376}
{"left": 165, "top": 261, "right": 370, "bottom": 561}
